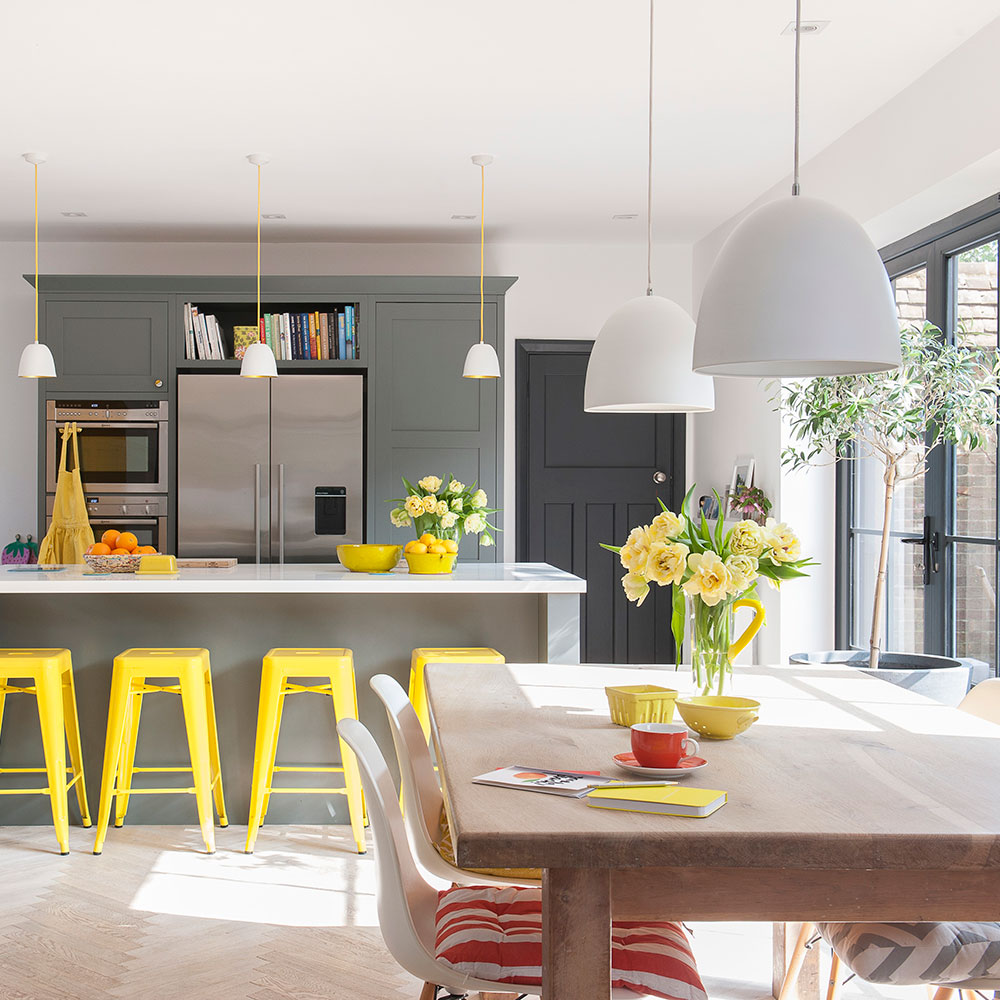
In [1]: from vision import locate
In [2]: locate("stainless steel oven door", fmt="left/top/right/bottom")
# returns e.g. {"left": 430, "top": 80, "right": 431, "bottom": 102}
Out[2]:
{"left": 45, "top": 421, "right": 168, "bottom": 494}
{"left": 86, "top": 517, "right": 166, "bottom": 552}
{"left": 46, "top": 495, "right": 168, "bottom": 552}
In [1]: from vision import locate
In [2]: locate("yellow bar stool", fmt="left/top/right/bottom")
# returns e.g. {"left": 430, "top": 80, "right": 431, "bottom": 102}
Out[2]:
{"left": 92, "top": 648, "right": 228, "bottom": 855}
{"left": 246, "top": 648, "right": 366, "bottom": 855}
{"left": 408, "top": 647, "right": 505, "bottom": 741}
{"left": 0, "top": 648, "right": 91, "bottom": 855}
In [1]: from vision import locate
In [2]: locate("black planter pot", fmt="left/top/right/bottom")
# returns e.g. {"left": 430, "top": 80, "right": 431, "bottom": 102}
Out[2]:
{"left": 788, "top": 650, "right": 971, "bottom": 706}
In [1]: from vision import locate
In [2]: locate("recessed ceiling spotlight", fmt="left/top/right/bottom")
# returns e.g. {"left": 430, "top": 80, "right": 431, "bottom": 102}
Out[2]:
{"left": 781, "top": 19, "right": 829, "bottom": 35}
{"left": 262, "top": 213, "right": 285, "bottom": 220}
{"left": 61, "top": 211, "right": 87, "bottom": 217}
{"left": 451, "top": 214, "right": 476, "bottom": 220}
{"left": 612, "top": 213, "right": 638, "bottom": 221}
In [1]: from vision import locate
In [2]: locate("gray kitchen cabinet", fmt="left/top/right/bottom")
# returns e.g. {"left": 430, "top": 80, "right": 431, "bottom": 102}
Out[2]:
{"left": 372, "top": 300, "right": 504, "bottom": 562}
{"left": 43, "top": 297, "right": 170, "bottom": 392}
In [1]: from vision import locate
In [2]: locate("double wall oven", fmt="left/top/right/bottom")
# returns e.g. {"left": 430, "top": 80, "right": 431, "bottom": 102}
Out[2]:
{"left": 45, "top": 400, "right": 169, "bottom": 549}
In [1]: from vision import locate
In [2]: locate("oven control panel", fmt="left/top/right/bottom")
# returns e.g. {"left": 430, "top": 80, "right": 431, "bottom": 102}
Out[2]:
{"left": 46, "top": 400, "right": 168, "bottom": 421}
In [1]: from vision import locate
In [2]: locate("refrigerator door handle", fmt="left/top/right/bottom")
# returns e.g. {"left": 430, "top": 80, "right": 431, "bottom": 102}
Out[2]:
{"left": 254, "top": 463, "right": 262, "bottom": 565}
{"left": 277, "top": 463, "right": 285, "bottom": 565}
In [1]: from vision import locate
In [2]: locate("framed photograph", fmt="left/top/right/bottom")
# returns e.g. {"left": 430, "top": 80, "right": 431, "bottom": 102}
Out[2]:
{"left": 698, "top": 494, "right": 720, "bottom": 520}
{"left": 730, "top": 455, "right": 755, "bottom": 495}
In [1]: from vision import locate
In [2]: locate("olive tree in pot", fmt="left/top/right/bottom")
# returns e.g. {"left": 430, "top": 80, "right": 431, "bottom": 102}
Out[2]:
{"left": 778, "top": 323, "right": 1000, "bottom": 703}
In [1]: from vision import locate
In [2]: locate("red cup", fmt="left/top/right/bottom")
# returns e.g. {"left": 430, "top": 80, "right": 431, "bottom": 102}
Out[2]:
{"left": 630, "top": 723, "right": 700, "bottom": 768}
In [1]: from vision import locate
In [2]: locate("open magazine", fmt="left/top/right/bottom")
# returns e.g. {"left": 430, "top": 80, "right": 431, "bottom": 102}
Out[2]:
{"left": 472, "top": 765, "right": 666, "bottom": 798}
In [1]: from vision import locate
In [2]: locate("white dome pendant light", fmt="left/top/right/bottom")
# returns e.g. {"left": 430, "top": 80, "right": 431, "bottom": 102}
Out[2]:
{"left": 462, "top": 155, "right": 501, "bottom": 379}
{"left": 240, "top": 153, "right": 278, "bottom": 378}
{"left": 693, "top": 0, "right": 900, "bottom": 377}
{"left": 584, "top": 0, "right": 713, "bottom": 412}
{"left": 18, "top": 153, "right": 57, "bottom": 379}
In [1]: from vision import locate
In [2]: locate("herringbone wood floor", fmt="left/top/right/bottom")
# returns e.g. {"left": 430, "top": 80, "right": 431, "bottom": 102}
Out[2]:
{"left": 0, "top": 824, "right": 419, "bottom": 1000}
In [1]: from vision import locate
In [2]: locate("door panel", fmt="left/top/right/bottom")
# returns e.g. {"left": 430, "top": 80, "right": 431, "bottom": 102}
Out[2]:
{"left": 270, "top": 375, "right": 365, "bottom": 562}
{"left": 177, "top": 375, "right": 269, "bottom": 561}
{"left": 519, "top": 346, "right": 684, "bottom": 664}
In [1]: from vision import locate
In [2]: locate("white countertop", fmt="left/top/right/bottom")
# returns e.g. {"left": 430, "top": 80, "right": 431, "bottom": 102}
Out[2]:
{"left": 0, "top": 561, "right": 586, "bottom": 595}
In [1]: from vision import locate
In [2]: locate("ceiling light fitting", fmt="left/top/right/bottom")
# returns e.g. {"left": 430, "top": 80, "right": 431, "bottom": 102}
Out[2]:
{"left": 693, "top": 0, "right": 899, "bottom": 377}
{"left": 462, "top": 155, "right": 501, "bottom": 380}
{"left": 18, "top": 153, "right": 56, "bottom": 379}
{"left": 781, "top": 20, "right": 829, "bottom": 35}
{"left": 583, "top": 0, "right": 714, "bottom": 413}
{"left": 240, "top": 153, "right": 278, "bottom": 379}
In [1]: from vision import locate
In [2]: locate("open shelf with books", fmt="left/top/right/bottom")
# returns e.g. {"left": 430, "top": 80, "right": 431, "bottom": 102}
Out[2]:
{"left": 182, "top": 300, "right": 361, "bottom": 362}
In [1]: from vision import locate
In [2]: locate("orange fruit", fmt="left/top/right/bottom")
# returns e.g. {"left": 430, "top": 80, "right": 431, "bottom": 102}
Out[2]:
{"left": 443, "top": 540, "right": 458, "bottom": 553}
{"left": 117, "top": 532, "right": 138, "bottom": 553}
{"left": 110, "top": 547, "right": 131, "bottom": 556}
{"left": 101, "top": 529, "right": 121, "bottom": 549}
{"left": 136, "top": 545, "right": 157, "bottom": 555}
{"left": 90, "top": 542, "right": 111, "bottom": 556}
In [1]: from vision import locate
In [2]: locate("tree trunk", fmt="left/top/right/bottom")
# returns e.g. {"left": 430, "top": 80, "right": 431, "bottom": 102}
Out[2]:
{"left": 869, "top": 462, "right": 897, "bottom": 671}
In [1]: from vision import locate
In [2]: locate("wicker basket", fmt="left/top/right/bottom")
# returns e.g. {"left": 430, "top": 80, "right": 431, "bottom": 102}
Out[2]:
{"left": 605, "top": 684, "right": 678, "bottom": 727}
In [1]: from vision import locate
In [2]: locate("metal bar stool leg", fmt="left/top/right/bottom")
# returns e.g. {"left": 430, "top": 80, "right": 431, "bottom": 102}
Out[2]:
{"left": 331, "top": 666, "right": 366, "bottom": 854}
{"left": 203, "top": 665, "right": 228, "bottom": 827}
{"left": 246, "top": 661, "right": 284, "bottom": 853}
{"left": 36, "top": 664, "right": 70, "bottom": 855}
{"left": 61, "top": 664, "right": 91, "bottom": 827}
{"left": 114, "top": 685, "right": 143, "bottom": 827}
{"left": 178, "top": 664, "right": 216, "bottom": 854}
{"left": 93, "top": 662, "right": 132, "bottom": 855}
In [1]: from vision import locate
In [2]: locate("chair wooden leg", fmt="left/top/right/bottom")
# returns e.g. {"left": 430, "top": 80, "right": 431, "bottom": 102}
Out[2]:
{"left": 778, "top": 922, "right": 817, "bottom": 1000}
{"left": 418, "top": 983, "right": 436, "bottom": 1000}
{"left": 825, "top": 951, "right": 842, "bottom": 1000}
{"left": 932, "top": 989, "right": 956, "bottom": 1000}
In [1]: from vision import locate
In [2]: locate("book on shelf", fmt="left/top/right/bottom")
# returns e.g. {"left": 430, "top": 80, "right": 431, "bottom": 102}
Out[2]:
{"left": 585, "top": 784, "right": 727, "bottom": 818}
{"left": 183, "top": 303, "right": 359, "bottom": 361}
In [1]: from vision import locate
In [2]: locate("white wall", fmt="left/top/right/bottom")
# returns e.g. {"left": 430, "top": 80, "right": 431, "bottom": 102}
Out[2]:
{"left": 0, "top": 238, "right": 693, "bottom": 563}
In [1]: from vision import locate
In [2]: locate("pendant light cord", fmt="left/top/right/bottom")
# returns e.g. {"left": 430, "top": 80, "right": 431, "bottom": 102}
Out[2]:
{"left": 792, "top": 0, "right": 801, "bottom": 196}
{"left": 646, "top": 0, "right": 654, "bottom": 296}
{"left": 479, "top": 163, "right": 485, "bottom": 344}
{"left": 256, "top": 164, "right": 262, "bottom": 329}
{"left": 34, "top": 163, "right": 39, "bottom": 343}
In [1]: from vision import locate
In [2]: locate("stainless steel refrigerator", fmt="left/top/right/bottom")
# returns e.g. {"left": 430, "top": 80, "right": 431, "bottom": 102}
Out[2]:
{"left": 177, "top": 374, "right": 364, "bottom": 562}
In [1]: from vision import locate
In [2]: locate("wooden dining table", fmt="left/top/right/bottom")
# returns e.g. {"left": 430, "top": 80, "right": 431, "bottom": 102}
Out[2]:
{"left": 424, "top": 661, "right": 1000, "bottom": 1000}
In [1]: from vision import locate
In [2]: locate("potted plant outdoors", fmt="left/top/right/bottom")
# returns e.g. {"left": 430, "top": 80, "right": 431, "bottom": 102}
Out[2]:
{"left": 778, "top": 322, "right": 1000, "bottom": 703}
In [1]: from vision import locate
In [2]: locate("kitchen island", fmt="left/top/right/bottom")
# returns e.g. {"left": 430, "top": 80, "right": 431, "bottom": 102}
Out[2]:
{"left": 0, "top": 561, "right": 584, "bottom": 827}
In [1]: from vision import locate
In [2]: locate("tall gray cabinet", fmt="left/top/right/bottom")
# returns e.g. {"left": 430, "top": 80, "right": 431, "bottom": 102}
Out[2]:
{"left": 33, "top": 275, "right": 515, "bottom": 562}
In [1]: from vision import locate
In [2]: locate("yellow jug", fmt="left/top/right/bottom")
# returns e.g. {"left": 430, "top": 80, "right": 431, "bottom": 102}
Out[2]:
{"left": 38, "top": 423, "right": 95, "bottom": 565}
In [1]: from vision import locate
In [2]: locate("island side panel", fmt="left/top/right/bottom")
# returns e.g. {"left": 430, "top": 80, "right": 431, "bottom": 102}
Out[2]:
{"left": 0, "top": 592, "right": 540, "bottom": 826}
{"left": 542, "top": 592, "right": 582, "bottom": 664}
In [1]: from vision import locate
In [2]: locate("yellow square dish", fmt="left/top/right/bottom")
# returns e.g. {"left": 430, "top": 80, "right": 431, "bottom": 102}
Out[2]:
{"left": 605, "top": 684, "right": 678, "bottom": 726}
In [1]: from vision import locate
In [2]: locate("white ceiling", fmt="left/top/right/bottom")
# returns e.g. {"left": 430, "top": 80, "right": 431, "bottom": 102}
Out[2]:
{"left": 2, "top": 0, "right": 999, "bottom": 245}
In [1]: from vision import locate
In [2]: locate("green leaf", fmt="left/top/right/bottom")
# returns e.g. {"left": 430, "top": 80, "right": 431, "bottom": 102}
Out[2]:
{"left": 599, "top": 543, "right": 622, "bottom": 554}
{"left": 713, "top": 489, "right": 725, "bottom": 551}
{"left": 671, "top": 584, "right": 686, "bottom": 668}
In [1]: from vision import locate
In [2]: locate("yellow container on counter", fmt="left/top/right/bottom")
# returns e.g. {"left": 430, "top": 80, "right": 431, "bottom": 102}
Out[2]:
{"left": 404, "top": 552, "right": 457, "bottom": 574}
{"left": 605, "top": 684, "right": 678, "bottom": 726}
{"left": 136, "top": 554, "right": 179, "bottom": 575}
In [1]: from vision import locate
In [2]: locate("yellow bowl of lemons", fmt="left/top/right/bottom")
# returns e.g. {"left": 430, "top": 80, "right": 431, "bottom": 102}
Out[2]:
{"left": 404, "top": 534, "right": 459, "bottom": 574}
{"left": 336, "top": 544, "right": 403, "bottom": 573}
{"left": 675, "top": 695, "right": 760, "bottom": 740}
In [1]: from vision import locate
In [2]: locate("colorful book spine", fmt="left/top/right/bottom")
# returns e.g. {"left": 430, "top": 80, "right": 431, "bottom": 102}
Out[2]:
{"left": 282, "top": 312, "right": 291, "bottom": 360}
{"left": 338, "top": 311, "right": 347, "bottom": 360}
{"left": 264, "top": 314, "right": 272, "bottom": 354}
{"left": 307, "top": 312, "right": 317, "bottom": 360}
{"left": 346, "top": 304, "right": 356, "bottom": 358}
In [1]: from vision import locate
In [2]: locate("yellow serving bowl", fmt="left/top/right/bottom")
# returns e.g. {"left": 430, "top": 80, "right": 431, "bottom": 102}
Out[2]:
{"left": 336, "top": 544, "right": 403, "bottom": 573}
{"left": 675, "top": 695, "right": 760, "bottom": 740}
{"left": 605, "top": 685, "right": 678, "bottom": 726}
{"left": 404, "top": 551, "right": 457, "bottom": 575}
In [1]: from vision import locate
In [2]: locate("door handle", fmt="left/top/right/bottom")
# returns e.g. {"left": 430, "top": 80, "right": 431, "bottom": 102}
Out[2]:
{"left": 254, "top": 464, "right": 261, "bottom": 565}
{"left": 652, "top": 470, "right": 667, "bottom": 484}
{"left": 900, "top": 515, "right": 939, "bottom": 585}
{"left": 277, "top": 464, "right": 285, "bottom": 565}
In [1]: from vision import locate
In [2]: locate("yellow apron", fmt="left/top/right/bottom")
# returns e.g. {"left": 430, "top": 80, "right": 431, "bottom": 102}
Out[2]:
{"left": 38, "top": 423, "right": 95, "bottom": 565}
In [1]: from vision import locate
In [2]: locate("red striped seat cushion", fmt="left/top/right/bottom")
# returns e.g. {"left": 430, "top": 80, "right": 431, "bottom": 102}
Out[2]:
{"left": 434, "top": 885, "right": 707, "bottom": 1000}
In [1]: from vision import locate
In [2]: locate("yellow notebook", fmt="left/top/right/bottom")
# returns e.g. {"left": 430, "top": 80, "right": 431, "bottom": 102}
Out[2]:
{"left": 585, "top": 784, "right": 727, "bottom": 818}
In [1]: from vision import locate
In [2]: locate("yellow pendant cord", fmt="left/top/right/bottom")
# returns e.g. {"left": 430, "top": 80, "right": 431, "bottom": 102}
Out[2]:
{"left": 34, "top": 163, "right": 39, "bottom": 343}
{"left": 479, "top": 163, "right": 485, "bottom": 344}
{"left": 256, "top": 164, "right": 262, "bottom": 330}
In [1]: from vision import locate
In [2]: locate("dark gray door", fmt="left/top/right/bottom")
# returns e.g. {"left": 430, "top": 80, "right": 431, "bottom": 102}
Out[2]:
{"left": 517, "top": 342, "right": 685, "bottom": 664}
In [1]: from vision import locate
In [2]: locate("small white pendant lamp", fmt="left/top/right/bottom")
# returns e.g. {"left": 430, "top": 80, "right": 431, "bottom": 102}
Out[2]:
{"left": 18, "top": 153, "right": 57, "bottom": 379}
{"left": 240, "top": 153, "right": 278, "bottom": 378}
{"left": 463, "top": 155, "right": 501, "bottom": 379}
{"left": 584, "top": 1, "right": 713, "bottom": 413}
{"left": 692, "top": 0, "right": 900, "bottom": 377}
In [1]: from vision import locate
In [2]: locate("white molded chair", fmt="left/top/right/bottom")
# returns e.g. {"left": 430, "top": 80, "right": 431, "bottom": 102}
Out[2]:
{"left": 778, "top": 679, "right": 1000, "bottom": 1000}
{"left": 336, "top": 717, "right": 646, "bottom": 999}
{"left": 370, "top": 673, "right": 539, "bottom": 888}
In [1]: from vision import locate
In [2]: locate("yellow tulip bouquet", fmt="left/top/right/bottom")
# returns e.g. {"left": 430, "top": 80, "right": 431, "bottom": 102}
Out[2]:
{"left": 389, "top": 474, "right": 499, "bottom": 551}
{"left": 603, "top": 486, "right": 815, "bottom": 694}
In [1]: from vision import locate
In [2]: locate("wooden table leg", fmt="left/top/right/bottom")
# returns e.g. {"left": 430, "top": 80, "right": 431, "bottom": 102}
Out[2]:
{"left": 773, "top": 922, "right": 820, "bottom": 1000}
{"left": 542, "top": 868, "right": 611, "bottom": 1000}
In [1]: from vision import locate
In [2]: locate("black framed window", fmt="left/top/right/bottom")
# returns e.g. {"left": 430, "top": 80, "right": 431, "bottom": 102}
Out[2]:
{"left": 838, "top": 193, "right": 1000, "bottom": 675}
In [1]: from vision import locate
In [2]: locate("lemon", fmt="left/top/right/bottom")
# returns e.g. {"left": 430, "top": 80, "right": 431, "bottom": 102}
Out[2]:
{"left": 419, "top": 533, "right": 436, "bottom": 546}
{"left": 443, "top": 539, "right": 459, "bottom": 553}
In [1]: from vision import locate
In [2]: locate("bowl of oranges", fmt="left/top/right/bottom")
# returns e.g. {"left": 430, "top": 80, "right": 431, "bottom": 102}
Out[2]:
{"left": 84, "top": 530, "right": 160, "bottom": 574}
{"left": 403, "top": 534, "right": 458, "bottom": 574}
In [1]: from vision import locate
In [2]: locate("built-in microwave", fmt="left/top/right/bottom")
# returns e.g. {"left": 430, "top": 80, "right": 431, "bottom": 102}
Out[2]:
{"left": 46, "top": 494, "right": 169, "bottom": 553}
{"left": 45, "top": 400, "right": 168, "bottom": 495}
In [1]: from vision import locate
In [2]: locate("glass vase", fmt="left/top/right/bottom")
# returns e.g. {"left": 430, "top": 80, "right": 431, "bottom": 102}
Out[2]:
{"left": 689, "top": 596, "right": 734, "bottom": 696}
